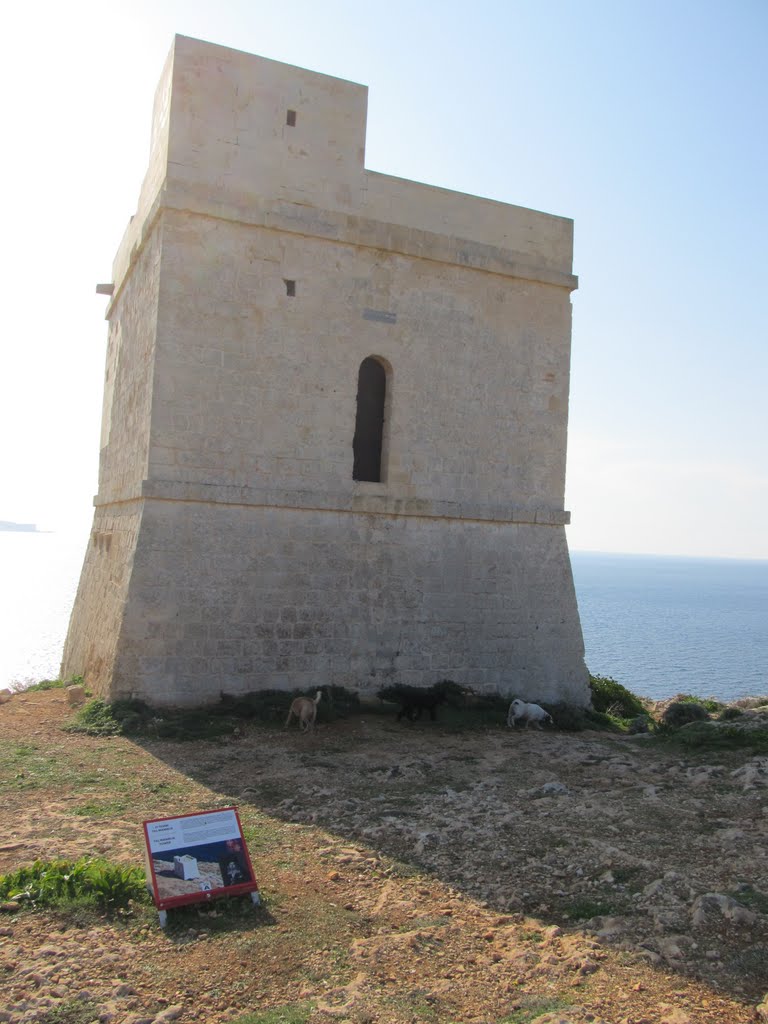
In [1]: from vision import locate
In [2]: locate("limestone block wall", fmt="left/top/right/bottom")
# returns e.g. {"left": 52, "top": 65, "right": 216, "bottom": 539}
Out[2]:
{"left": 146, "top": 209, "right": 572, "bottom": 513}
{"left": 362, "top": 172, "right": 574, "bottom": 275}
{"left": 165, "top": 35, "right": 368, "bottom": 215}
{"left": 60, "top": 504, "right": 143, "bottom": 695}
{"left": 104, "top": 500, "right": 586, "bottom": 708}
{"left": 98, "top": 227, "right": 162, "bottom": 503}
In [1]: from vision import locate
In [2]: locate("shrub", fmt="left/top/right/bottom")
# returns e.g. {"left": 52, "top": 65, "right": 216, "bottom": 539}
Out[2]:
{"left": 24, "top": 678, "right": 66, "bottom": 691}
{"left": 544, "top": 702, "right": 591, "bottom": 731}
{"left": 65, "top": 686, "right": 366, "bottom": 741}
{"left": 314, "top": 685, "right": 360, "bottom": 721}
{"left": 627, "top": 714, "right": 652, "bottom": 734}
{"left": 665, "top": 721, "right": 768, "bottom": 754}
{"left": 661, "top": 701, "right": 710, "bottom": 729}
{"left": 734, "top": 695, "right": 768, "bottom": 710}
{"left": 589, "top": 675, "right": 646, "bottom": 718}
{"left": 673, "top": 693, "right": 724, "bottom": 713}
{"left": 64, "top": 698, "right": 123, "bottom": 735}
{"left": 720, "top": 706, "right": 744, "bottom": 721}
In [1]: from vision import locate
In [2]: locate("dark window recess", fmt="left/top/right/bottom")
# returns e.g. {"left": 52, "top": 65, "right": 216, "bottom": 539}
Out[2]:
{"left": 285, "top": 279, "right": 296, "bottom": 297}
{"left": 286, "top": 109, "right": 297, "bottom": 126}
{"left": 353, "top": 357, "right": 386, "bottom": 482}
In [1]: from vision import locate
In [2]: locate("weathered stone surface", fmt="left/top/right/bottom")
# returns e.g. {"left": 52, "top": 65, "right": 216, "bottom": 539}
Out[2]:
{"left": 61, "top": 35, "right": 588, "bottom": 709}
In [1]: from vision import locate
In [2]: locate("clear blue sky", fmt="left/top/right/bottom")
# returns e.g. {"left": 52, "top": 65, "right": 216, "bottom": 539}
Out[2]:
{"left": 3, "top": 0, "right": 766, "bottom": 558}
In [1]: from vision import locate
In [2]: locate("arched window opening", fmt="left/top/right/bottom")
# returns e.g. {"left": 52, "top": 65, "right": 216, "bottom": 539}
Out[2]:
{"left": 353, "top": 357, "right": 386, "bottom": 482}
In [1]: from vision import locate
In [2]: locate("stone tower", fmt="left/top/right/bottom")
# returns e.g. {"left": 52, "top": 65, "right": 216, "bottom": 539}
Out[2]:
{"left": 62, "top": 35, "right": 589, "bottom": 708}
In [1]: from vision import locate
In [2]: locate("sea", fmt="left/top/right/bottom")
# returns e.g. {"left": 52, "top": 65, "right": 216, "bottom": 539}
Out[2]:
{"left": 1, "top": 531, "right": 766, "bottom": 702}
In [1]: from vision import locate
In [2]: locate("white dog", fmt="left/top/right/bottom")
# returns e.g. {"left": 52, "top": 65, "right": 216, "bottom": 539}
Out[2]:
{"left": 507, "top": 698, "right": 553, "bottom": 730}
{"left": 285, "top": 690, "right": 322, "bottom": 732}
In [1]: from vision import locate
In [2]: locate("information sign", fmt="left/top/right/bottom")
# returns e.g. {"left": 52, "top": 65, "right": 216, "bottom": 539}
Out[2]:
{"left": 142, "top": 807, "right": 259, "bottom": 923}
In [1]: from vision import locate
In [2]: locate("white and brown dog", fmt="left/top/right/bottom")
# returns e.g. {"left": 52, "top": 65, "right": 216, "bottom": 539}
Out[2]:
{"left": 507, "top": 698, "right": 553, "bottom": 730}
{"left": 285, "top": 690, "right": 322, "bottom": 732}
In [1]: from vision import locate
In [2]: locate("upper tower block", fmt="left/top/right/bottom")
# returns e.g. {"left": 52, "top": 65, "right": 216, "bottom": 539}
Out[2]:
{"left": 167, "top": 35, "right": 368, "bottom": 212}
{"left": 117, "top": 35, "right": 575, "bottom": 289}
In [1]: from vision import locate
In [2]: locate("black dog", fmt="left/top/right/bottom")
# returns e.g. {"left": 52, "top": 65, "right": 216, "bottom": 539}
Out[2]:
{"left": 378, "top": 680, "right": 466, "bottom": 722}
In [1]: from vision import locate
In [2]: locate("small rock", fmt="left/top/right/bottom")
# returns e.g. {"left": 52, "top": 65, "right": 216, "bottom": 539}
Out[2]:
{"left": 657, "top": 936, "right": 686, "bottom": 960}
{"left": 540, "top": 781, "right": 569, "bottom": 796}
{"left": 112, "top": 982, "right": 138, "bottom": 997}
{"left": 0, "top": 902, "right": 20, "bottom": 913}
{"left": 690, "top": 893, "right": 756, "bottom": 927}
{"left": 66, "top": 685, "right": 87, "bottom": 706}
{"left": 153, "top": 1006, "right": 184, "bottom": 1023}
{"left": 0, "top": 689, "right": 12, "bottom": 704}
{"left": 659, "top": 1009, "right": 691, "bottom": 1024}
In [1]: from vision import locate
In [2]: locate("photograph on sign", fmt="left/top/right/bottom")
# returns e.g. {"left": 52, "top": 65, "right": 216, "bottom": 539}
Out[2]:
{"left": 143, "top": 807, "right": 257, "bottom": 909}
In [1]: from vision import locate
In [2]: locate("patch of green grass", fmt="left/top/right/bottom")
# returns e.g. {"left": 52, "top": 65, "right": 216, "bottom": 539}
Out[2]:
{"left": 71, "top": 798, "right": 131, "bottom": 817}
{"left": 64, "top": 698, "right": 124, "bottom": 735}
{"left": 561, "top": 897, "right": 615, "bottom": 921}
{"left": 0, "top": 857, "right": 148, "bottom": 916}
{"left": 22, "top": 678, "right": 66, "bottom": 691}
{"left": 382, "top": 857, "right": 424, "bottom": 879}
{"left": 231, "top": 1005, "right": 313, "bottom": 1024}
{"left": 731, "top": 887, "right": 768, "bottom": 915}
{"left": 0, "top": 741, "right": 101, "bottom": 792}
{"left": 35, "top": 1000, "right": 102, "bottom": 1024}
{"left": 611, "top": 865, "right": 642, "bottom": 886}
{"left": 16, "top": 675, "right": 85, "bottom": 694}
{"left": 145, "top": 780, "right": 184, "bottom": 795}
{"left": 498, "top": 995, "right": 573, "bottom": 1024}
{"left": 385, "top": 990, "right": 440, "bottom": 1022}
{"left": 240, "top": 818, "right": 286, "bottom": 854}
{"left": 401, "top": 915, "right": 452, "bottom": 931}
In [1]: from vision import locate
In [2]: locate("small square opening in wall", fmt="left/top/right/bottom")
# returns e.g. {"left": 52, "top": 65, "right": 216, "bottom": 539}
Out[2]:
{"left": 285, "top": 279, "right": 296, "bottom": 297}
{"left": 286, "top": 109, "right": 297, "bottom": 126}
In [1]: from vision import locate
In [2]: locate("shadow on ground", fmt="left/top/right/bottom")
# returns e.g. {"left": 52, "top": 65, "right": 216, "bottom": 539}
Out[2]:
{"left": 137, "top": 710, "right": 768, "bottom": 1004}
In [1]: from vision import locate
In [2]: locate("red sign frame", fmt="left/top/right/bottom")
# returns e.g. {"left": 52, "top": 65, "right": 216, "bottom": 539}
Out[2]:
{"left": 142, "top": 806, "right": 259, "bottom": 911}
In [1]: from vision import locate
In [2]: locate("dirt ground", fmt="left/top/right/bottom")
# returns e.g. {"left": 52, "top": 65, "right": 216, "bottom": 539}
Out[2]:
{"left": 1, "top": 689, "right": 767, "bottom": 1024}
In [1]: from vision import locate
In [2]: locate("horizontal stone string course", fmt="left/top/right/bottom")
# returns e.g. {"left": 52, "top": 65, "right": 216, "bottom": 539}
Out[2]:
{"left": 90, "top": 481, "right": 572, "bottom": 527}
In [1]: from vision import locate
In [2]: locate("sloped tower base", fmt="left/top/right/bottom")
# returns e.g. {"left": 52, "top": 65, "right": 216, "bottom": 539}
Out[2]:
{"left": 63, "top": 497, "right": 587, "bottom": 707}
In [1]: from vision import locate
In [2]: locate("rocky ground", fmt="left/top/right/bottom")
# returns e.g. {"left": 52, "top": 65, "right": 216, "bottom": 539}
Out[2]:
{"left": 1, "top": 688, "right": 768, "bottom": 1024}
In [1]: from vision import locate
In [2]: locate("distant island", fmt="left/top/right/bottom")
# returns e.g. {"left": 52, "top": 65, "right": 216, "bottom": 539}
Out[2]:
{"left": 0, "top": 520, "right": 39, "bottom": 533}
